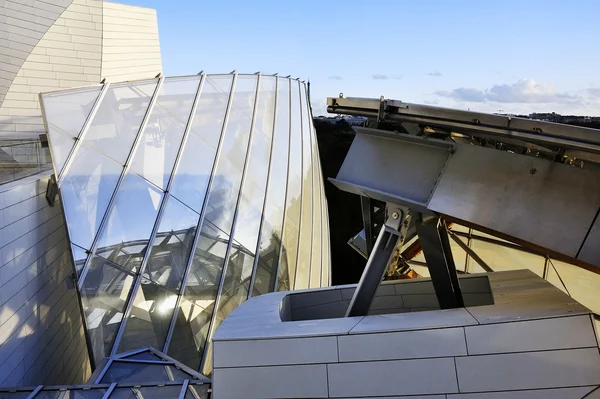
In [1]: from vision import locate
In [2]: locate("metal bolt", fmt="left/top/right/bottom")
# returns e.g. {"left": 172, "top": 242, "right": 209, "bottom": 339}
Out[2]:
{"left": 529, "top": 168, "right": 537, "bottom": 175}
{"left": 392, "top": 211, "right": 399, "bottom": 220}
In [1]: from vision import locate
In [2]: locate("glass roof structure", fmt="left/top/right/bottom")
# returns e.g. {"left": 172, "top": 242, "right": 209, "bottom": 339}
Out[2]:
{"left": 39, "top": 73, "right": 331, "bottom": 376}
{"left": 0, "top": 348, "right": 210, "bottom": 399}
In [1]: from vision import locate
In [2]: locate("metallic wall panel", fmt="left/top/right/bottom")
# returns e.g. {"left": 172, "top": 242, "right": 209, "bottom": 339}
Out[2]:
{"left": 429, "top": 144, "right": 600, "bottom": 259}
{"left": 578, "top": 212, "right": 600, "bottom": 266}
{"left": 336, "top": 133, "right": 450, "bottom": 205}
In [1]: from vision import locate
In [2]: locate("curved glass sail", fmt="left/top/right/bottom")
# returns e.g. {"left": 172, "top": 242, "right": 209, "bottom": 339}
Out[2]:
{"left": 40, "top": 73, "right": 331, "bottom": 375}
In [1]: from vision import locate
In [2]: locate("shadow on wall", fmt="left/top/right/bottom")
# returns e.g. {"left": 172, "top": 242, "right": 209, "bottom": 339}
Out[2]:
{"left": 313, "top": 119, "right": 366, "bottom": 285}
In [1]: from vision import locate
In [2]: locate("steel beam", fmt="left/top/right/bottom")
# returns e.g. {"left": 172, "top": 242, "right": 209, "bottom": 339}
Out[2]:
{"left": 416, "top": 215, "right": 464, "bottom": 309}
{"left": 346, "top": 204, "right": 408, "bottom": 317}
{"left": 360, "top": 196, "right": 374, "bottom": 256}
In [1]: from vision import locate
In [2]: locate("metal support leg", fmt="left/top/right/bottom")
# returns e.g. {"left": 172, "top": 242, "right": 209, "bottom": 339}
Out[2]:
{"left": 360, "top": 196, "right": 374, "bottom": 255}
{"left": 346, "top": 204, "right": 409, "bottom": 317}
{"left": 415, "top": 215, "right": 464, "bottom": 309}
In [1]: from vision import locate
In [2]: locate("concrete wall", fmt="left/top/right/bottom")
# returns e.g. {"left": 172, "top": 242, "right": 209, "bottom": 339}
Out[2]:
{"left": 0, "top": 0, "right": 162, "bottom": 141}
{"left": 212, "top": 270, "right": 600, "bottom": 398}
{"left": 0, "top": 172, "right": 91, "bottom": 386}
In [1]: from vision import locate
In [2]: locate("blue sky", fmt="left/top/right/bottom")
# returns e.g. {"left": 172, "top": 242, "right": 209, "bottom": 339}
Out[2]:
{"left": 121, "top": 0, "right": 600, "bottom": 116}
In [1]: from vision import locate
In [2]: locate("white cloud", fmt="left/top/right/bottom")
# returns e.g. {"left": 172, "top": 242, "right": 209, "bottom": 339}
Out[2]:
{"left": 428, "top": 71, "right": 442, "bottom": 77}
{"left": 328, "top": 76, "right": 342, "bottom": 80}
{"left": 436, "top": 79, "right": 582, "bottom": 105}
{"left": 372, "top": 74, "right": 388, "bottom": 80}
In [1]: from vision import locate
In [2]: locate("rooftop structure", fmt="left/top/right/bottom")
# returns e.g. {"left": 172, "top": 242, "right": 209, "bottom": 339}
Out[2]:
{"left": 38, "top": 73, "right": 330, "bottom": 376}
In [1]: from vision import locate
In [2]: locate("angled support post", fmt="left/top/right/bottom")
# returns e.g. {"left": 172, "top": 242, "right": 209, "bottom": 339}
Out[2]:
{"left": 415, "top": 214, "right": 464, "bottom": 309}
{"left": 360, "top": 196, "right": 374, "bottom": 255}
{"left": 346, "top": 203, "right": 410, "bottom": 317}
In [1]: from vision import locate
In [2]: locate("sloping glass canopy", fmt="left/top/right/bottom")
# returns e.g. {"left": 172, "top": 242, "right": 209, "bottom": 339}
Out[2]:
{"left": 39, "top": 73, "right": 331, "bottom": 376}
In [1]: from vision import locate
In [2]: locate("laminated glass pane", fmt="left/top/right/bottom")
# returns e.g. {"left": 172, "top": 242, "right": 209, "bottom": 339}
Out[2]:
{"left": 321, "top": 183, "right": 330, "bottom": 287}
{"left": 110, "top": 386, "right": 182, "bottom": 399}
{"left": 170, "top": 132, "right": 216, "bottom": 213}
{"left": 41, "top": 86, "right": 102, "bottom": 175}
{"left": 72, "top": 243, "right": 88, "bottom": 277}
{"left": 231, "top": 180, "right": 264, "bottom": 254}
{"left": 202, "top": 76, "right": 258, "bottom": 234}
{"left": 253, "top": 76, "right": 277, "bottom": 139}
{"left": 123, "top": 350, "right": 163, "bottom": 361}
{"left": 167, "top": 221, "right": 229, "bottom": 369}
{"left": 80, "top": 256, "right": 136, "bottom": 362}
{"left": 253, "top": 77, "right": 290, "bottom": 295}
{"left": 186, "top": 385, "right": 210, "bottom": 399}
{"left": 190, "top": 75, "right": 233, "bottom": 148}
{"left": 546, "top": 259, "right": 600, "bottom": 314}
{"left": 294, "top": 81, "right": 312, "bottom": 290}
{"left": 470, "top": 238, "right": 545, "bottom": 276}
{"left": 83, "top": 80, "right": 157, "bottom": 164}
{"left": 130, "top": 77, "right": 200, "bottom": 189}
{"left": 34, "top": 390, "right": 105, "bottom": 399}
{"left": 118, "top": 278, "right": 179, "bottom": 352}
{"left": 60, "top": 145, "right": 122, "bottom": 250}
{"left": 145, "top": 196, "right": 200, "bottom": 292}
{"left": 94, "top": 172, "right": 163, "bottom": 273}
{"left": 275, "top": 217, "right": 300, "bottom": 293}
{"left": 100, "top": 361, "right": 189, "bottom": 383}
{"left": 0, "top": 393, "right": 32, "bottom": 399}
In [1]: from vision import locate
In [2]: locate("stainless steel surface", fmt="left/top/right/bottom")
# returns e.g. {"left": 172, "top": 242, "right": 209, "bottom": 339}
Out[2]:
{"left": 336, "top": 133, "right": 450, "bottom": 205}
{"left": 578, "top": 212, "right": 600, "bottom": 266}
{"left": 353, "top": 126, "right": 456, "bottom": 151}
{"left": 429, "top": 143, "right": 600, "bottom": 259}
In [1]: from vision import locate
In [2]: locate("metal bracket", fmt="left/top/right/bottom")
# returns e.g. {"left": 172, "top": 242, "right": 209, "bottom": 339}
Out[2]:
{"left": 345, "top": 203, "right": 410, "bottom": 317}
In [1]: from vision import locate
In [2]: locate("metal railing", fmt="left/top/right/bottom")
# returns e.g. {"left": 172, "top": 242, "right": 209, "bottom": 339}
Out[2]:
{"left": 0, "top": 138, "right": 52, "bottom": 185}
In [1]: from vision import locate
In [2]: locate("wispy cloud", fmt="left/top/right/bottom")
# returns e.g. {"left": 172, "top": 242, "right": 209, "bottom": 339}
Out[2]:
{"left": 328, "top": 76, "right": 342, "bottom": 80}
{"left": 587, "top": 88, "right": 600, "bottom": 98}
{"left": 372, "top": 74, "right": 388, "bottom": 80}
{"left": 428, "top": 71, "right": 442, "bottom": 77}
{"left": 435, "top": 79, "right": 582, "bottom": 104}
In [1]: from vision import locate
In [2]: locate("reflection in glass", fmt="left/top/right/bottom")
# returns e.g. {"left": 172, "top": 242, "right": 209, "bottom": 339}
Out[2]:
{"left": 83, "top": 80, "right": 157, "bottom": 164}
{"left": 130, "top": 77, "right": 201, "bottom": 189}
{"left": 94, "top": 172, "right": 163, "bottom": 272}
{"left": 186, "top": 385, "right": 210, "bottom": 399}
{"left": 110, "top": 386, "right": 182, "bottom": 399}
{"left": 203, "top": 76, "right": 258, "bottom": 234}
{"left": 71, "top": 244, "right": 88, "bottom": 277}
{"left": 118, "top": 197, "right": 199, "bottom": 351}
{"left": 60, "top": 145, "right": 122, "bottom": 250}
{"left": 34, "top": 390, "right": 105, "bottom": 399}
{"left": 80, "top": 256, "right": 135, "bottom": 362}
{"left": 295, "top": 82, "right": 313, "bottom": 290}
{"left": 41, "top": 86, "right": 102, "bottom": 175}
{"left": 167, "top": 221, "right": 229, "bottom": 369}
{"left": 100, "top": 361, "right": 189, "bottom": 383}
{"left": 253, "top": 76, "right": 290, "bottom": 295}
{"left": 190, "top": 75, "right": 234, "bottom": 148}
{"left": 307, "top": 85, "right": 322, "bottom": 288}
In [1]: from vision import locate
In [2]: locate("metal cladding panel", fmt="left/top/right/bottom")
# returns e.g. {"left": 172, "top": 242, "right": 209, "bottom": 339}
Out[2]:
{"left": 428, "top": 144, "right": 600, "bottom": 259}
{"left": 336, "top": 133, "right": 450, "bottom": 205}
{"left": 578, "top": 214, "right": 600, "bottom": 266}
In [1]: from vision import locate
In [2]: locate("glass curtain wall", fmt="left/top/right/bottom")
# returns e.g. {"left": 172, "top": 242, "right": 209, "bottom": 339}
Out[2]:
{"left": 39, "top": 73, "right": 331, "bottom": 376}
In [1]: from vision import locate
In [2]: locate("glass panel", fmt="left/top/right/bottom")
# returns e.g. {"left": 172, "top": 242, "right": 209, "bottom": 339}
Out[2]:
{"left": 123, "top": 350, "right": 163, "bottom": 361}
{"left": 306, "top": 85, "right": 322, "bottom": 289}
{"left": 100, "top": 361, "right": 189, "bottom": 383}
{"left": 41, "top": 86, "right": 102, "bottom": 175}
{"left": 0, "top": 393, "right": 32, "bottom": 399}
{"left": 190, "top": 75, "right": 233, "bottom": 148}
{"left": 470, "top": 238, "right": 545, "bottom": 277}
{"left": 253, "top": 76, "right": 290, "bottom": 295}
{"left": 34, "top": 390, "right": 106, "bottom": 399}
{"left": 110, "top": 386, "right": 182, "bottom": 399}
{"left": 547, "top": 258, "right": 600, "bottom": 314}
{"left": 94, "top": 172, "right": 163, "bottom": 273}
{"left": 321, "top": 182, "right": 330, "bottom": 287}
{"left": 145, "top": 196, "right": 200, "bottom": 292}
{"left": 294, "top": 80, "right": 311, "bottom": 290}
{"left": 118, "top": 196, "right": 198, "bottom": 352}
{"left": 130, "top": 77, "right": 201, "bottom": 189}
{"left": 118, "top": 278, "right": 179, "bottom": 352}
{"left": 80, "top": 256, "right": 136, "bottom": 363}
{"left": 60, "top": 145, "right": 122, "bottom": 250}
{"left": 186, "top": 385, "right": 210, "bottom": 399}
{"left": 170, "top": 132, "right": 216, "bottom": 213}
{"left": 203, "top": 76, "right": 257, "bottom": 234}
{"left": 83, "top": 80, "right": 157, "bottom": 164}
{"left": 214, "top": 241, "right": 254, "bottom": 331}
{"left": 72, "top": 243, "right": 88, "bottom": 277}
{"left": 232, "top": 180, "right": 265, "bottom": 255}
{"left": 275, "top": 78, "right": 302, "bottom": 292}
{"left": 167, "top": 221, "right": 229, "bottom": 370}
